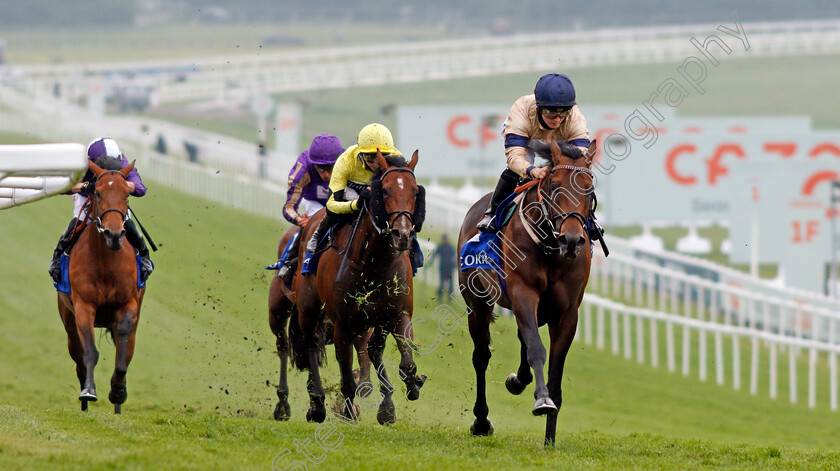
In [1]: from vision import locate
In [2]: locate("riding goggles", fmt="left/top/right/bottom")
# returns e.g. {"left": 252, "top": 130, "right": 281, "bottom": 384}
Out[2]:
{"left": 540, "top": 106, "right": 573, "bottom": 119}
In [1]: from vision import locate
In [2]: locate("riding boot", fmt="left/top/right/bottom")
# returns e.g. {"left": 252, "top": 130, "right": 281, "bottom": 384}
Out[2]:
{"left": 125, "top": 219, "right": 154, "bottom": 281}
{"left": 48, "top": 218, "right": 79, "bottom": 283}
{"left": 305, "top": 210, "right": 340, "bottom": 253}
{"left": 476, "top": 168, "right": 519, "bottom": 232}
{"left": 277, "top": 231, "right": 302, "bottom": 282}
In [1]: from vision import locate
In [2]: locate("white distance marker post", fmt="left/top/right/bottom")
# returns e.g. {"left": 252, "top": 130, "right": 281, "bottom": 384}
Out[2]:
{"left": 0, "top": 143, "right": 87, "bottom": 210}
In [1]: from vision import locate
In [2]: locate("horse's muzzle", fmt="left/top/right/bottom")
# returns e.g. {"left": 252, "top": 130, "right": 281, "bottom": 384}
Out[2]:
{"left": 390, "top": 228, "right": 414, "bottom": 252}
{"left": 558, "top": 232, "right": 584, "bottom": 259}
{"left": 103, "top": 229, "right": 126, "bottom": 251}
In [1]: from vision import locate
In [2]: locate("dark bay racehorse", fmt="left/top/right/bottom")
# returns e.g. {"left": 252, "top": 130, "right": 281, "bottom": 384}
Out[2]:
{"left": 268, "top": 225, "right": 372, "bottom": 420}
{"left": 458, "top": 139, "right": 598, "bottom": 445}
{"left": 57, "top": 159, "right": 145, "bottom": 414}
{"left": 290, "top": 151, "right": 426, "bottom": 424}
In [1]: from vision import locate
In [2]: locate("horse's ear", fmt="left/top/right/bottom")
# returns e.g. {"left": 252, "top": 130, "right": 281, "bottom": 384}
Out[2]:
{"left": 549, "top": 139, "right": 562, "bottom": 164}
{"left": 407, "top": 149, "right": 419, "bottom": 171}
{"left": 585, "top": 140, "right": 598, "bottom": 168}
{"left": 89, "top": 160, "right": 105, "bottom": 178}
{"left": 375, "top": 149, "right": 389, "bottom": 171}
{"left": 121, "top": 160, "right": 136, "bottom": 178}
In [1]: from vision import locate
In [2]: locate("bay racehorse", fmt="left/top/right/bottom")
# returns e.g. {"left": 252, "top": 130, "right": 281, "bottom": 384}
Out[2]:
{"left": 458, "top": 139, "right": 598, "bottom": 445}
{"left": 57, "top": 159, "right": 145, "bottom": 414}
{"left": 268, "top": 225, "right": 372, "bottom": 420}
{"left": 290, "top": 151, "right": 427, "bottom": 424}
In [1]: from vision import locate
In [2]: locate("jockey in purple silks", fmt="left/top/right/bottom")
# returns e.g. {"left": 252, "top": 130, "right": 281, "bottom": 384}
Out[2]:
{"left": 47, "top": 137, "right": 154, "bottom": 283}
{"left": 274, "top": 134, "right": 344, "bottom": 279}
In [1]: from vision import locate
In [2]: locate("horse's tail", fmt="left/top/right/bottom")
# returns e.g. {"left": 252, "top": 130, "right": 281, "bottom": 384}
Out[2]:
{"left": 288, "top": 309, "right": 328, "bottom": 370}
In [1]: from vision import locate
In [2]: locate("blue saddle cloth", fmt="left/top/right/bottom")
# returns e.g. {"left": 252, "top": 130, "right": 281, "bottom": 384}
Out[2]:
{"left": 54, "top": 253, "right": 146, "bottom": 294}
{"left": 459, "top": 231, "right": 503, "bottom": 271}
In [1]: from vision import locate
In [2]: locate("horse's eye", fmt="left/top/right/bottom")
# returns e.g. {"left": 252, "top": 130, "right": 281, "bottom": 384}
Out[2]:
{"left": 382, "top": 189, "right": 389, "bottom": 197}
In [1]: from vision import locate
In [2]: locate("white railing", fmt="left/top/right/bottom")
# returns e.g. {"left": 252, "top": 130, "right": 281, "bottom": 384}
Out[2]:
{"left": 8, "top": 19, "right": 840, "bottom": 105}
{"left": 581, "top": 293, "right": 839, "bottom": 410}
{"left": 0, "top": 143, "right": 87, "bottom": 209}
{"left": 593, "top": 238, "right": 840, "bottom": 336}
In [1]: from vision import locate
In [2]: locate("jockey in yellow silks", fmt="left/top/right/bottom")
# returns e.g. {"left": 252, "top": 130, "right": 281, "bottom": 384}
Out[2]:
{"left": 305, "top": 123, "right": 402, "bottom": 252}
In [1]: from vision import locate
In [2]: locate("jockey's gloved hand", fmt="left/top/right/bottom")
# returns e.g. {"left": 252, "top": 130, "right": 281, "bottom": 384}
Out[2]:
{"left": 358, "top": 187, "right": 371, "bottom": 203}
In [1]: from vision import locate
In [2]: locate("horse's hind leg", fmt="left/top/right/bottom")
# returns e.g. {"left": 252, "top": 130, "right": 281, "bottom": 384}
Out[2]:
{"left": 354, "top": 329, "right": 372, "bottom": 386}
{"left": 367, "top": 328, "right": 395, "bottom": 425}
{"left": 505, "top": 329, "right": 534, "bottom": 395}
{"left": 466, "top": 300, "right": 494, "bottom": 436}
{"left": 110, "top": 306, "right": 139, "bottom": 414}
{"left": 544, "top": 311, "right": 579, "bottom": 446}
{"left": 269, "top": 279, "right": 292, "bottom": 421}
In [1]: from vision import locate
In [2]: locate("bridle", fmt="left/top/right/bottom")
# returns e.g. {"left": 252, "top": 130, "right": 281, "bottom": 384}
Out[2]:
{"left": 368, "top": 166, "right": 417, "bottom": 236}
{"left": 541, "top": 164, "right": 596, "bottom": 233}
{"left": 92, "top": 170, "right": 129, "bottom": 234}
{"left": 524, "top": 164, "right": 596, "bottom": 253}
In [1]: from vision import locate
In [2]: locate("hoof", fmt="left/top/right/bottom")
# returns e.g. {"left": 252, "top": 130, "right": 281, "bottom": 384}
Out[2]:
{"left": 505, "top": 373, "right": 528, "bottom": 395}
{"left": 109, "top": 387, "right": 127, "bottom": 405}
{"left": 79, "top": 389, "right": 98, "bottom": 402}
{"left": 406, "top": 375, "right": 426, "bottom": 401}
{"left": 305, "top": 406, "right": 326, "bottom": 423}
{"left": 470, "top": 418, "right": 494, "bottom": 436}
{"left": 377, "top": 408, "right": 396, "bottom": 425}
{"left": 273, "top": 400, "right": 291, "bottom": 421}
{"left": 532, "top": 397, "right": 557, "bottom": 416}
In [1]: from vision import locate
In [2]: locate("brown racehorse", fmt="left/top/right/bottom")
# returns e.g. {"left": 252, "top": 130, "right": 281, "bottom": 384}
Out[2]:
{"left": 268, "top": 225, "right": 372, "bottom": 420}
{"left": 458, "top": 139, "right": 598, "bottom": 445}
{"left": 290, "top": 151, "right": 426, "bottom": 424}
{"left": 57, "top": 159, "right": 145, "bottom": 414}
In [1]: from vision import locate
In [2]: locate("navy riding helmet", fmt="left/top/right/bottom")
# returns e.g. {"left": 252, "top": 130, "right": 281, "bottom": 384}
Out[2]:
{"left": 534, "top": 73, "right": 576, "bottom": 108}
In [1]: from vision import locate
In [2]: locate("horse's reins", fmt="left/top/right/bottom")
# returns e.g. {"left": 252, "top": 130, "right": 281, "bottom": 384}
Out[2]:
{"left": 517, "top": 164, "right": 596, "bottom": 254}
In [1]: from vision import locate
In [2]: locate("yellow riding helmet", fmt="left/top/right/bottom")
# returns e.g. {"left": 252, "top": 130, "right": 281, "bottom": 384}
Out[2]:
{"left": 356, "top": 123, "right": 395, "bottom": 154}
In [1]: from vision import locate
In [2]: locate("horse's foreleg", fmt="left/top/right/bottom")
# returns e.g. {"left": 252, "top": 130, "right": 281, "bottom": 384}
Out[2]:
{"left": 333, "top": 321, "right": 359, "bottom": 420}
{"left": 544, "top": 310, "right": 579, "bottom": 446}
{"left": 110, "top": 305, "right": 138, "bottom": 414}
{"left": 298, "top": 308, "right": 326, "bottom": 423}
{"left": 393, "top": 311, "right": 425, "bottom": 402}
{"left": 58, "top": 302, "right": 88, "bottom": 410}
{"left": 368, "top": 328, "right": 395, "bottom": 425}
{"left": 467, "top": 303, "right": 494, "bottom": 436}
{"left": 509, "top": 288, "right": 555, "bottom": 416}
{"left": 73, "top": 302, "right": 99, "bottom": 404}
{"left": 505, "top": 328, "right": 534, "bottom": 395}
{"left": 269, "top": 281, "right": 291, "bottom": 421}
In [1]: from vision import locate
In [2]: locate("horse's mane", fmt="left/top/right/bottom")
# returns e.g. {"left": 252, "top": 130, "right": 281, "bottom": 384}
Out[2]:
{"left": 530, "top": 139, "right": 584, "bottom": 162}
{"left": 369, "top": 154, "right": 426, "bottom": 233}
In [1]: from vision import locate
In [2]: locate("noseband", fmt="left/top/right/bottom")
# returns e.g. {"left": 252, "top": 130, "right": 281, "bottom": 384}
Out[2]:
{"left": 369, "top": 166, "right": 417, "bottom": 236}
{"left": 92, "top": 170, "right": 128, "bottom": 234}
